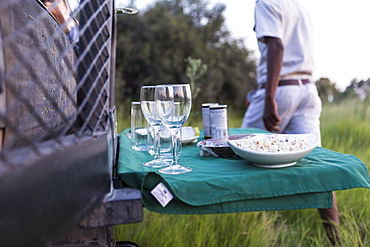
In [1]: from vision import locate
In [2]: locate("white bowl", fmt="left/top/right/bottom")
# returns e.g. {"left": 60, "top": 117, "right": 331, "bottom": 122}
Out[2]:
{"left": 181, "top": 126, "right": 199, "bottom": 144}
{"left": 227, "top": 133, "right": 319, "bottom": 168}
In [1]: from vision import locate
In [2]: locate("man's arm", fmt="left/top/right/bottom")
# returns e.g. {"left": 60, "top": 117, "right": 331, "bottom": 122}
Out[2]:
{"left": 263, "top": 37, "right": 284, "bottom": 132}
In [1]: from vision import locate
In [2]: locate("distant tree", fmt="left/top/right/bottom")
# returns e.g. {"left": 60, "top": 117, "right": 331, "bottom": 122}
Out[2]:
{"left": 316, "top": 77, "right": 340, "bottom": 103}
{"left": 184, "top": 56, "right": 207, "bottom": 100}
{"left": 115, "top": 0, "right": 256, "bottom": 110}
{"left": 343, "top": 78, "right": 370, "bottom": 101}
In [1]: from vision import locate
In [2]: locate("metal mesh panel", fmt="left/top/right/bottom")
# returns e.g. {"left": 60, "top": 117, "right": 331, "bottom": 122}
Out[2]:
{"left": 0, "top": 0, "right": 114, "bottom": 167}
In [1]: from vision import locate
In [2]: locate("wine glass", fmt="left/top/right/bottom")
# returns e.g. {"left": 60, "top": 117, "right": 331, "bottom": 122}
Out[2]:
{"left": 155, "top": 84, "right": 192, "bottom": 174}
{"left": 140, "top": 86, "right": 171, "bottom": 168}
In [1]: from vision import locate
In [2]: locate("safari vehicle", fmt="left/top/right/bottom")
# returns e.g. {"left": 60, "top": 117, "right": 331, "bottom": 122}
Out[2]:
{"left": 0, "top": 0, "right": 142, "bottom": 246}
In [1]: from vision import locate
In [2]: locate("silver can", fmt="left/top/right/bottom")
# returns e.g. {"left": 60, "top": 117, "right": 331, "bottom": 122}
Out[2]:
{"left": 210, "top": 105, "right": 228, "bottom": 139}
{"left": 202, "top": 103, "right": 219, "bottom": 139}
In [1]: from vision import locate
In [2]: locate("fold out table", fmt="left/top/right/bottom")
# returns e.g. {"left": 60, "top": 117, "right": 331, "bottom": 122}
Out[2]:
{"left": 118, "top": 128, "right": 370, "bottom": 214}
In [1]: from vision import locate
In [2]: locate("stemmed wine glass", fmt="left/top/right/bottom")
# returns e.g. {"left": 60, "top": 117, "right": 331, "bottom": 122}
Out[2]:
{"left": 140, "top": 86, "right": 171, "bottom": 168}
{"left": 155, "top": 84, "right": 192, "bottom": 174}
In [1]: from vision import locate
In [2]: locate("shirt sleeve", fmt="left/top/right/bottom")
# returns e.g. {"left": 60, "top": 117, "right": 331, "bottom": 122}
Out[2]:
{"left": 254, "top": 0, "right": 283, "bottom": 41}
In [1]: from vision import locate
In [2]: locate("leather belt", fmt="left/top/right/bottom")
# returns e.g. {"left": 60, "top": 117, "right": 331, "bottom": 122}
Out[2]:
{"left": 259, "top": 79, "right": 311, "bottom": 89}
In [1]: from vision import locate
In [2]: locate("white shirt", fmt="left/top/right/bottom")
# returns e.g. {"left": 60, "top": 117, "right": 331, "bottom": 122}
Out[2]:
{"left": 254, "top": 0, "right": 315, "bottom": 84}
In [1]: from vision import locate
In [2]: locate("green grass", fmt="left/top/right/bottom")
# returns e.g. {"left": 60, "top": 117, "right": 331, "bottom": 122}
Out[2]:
{"left": 114, "top": 99, "right": 370, "bottom": 247}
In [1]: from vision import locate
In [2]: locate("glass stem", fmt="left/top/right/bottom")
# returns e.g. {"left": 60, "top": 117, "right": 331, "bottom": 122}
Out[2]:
{"left": 153, "top": 125, "right": 161, "bottom": 159}
{"left": 171, "top": 126, "right": 182, "bottom": 166}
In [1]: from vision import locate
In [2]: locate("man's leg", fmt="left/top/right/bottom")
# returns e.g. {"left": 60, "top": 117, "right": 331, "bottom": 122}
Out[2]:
{"left": 318, "top": 192, "right": 341, "bottom": 246}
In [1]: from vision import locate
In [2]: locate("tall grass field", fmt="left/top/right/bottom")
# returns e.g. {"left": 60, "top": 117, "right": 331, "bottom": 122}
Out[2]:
{"left": 115, "top": 98, "right": 370, "bottom": 247}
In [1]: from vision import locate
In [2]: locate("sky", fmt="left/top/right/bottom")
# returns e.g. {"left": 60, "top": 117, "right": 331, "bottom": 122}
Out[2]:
{"left": 116, "top": 0, "right": 370, "bottom": 91}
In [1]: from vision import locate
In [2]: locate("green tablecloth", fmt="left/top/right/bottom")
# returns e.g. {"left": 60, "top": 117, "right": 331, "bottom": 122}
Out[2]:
{"left": 118, "top": 128, "right": 370, "bottom": 214}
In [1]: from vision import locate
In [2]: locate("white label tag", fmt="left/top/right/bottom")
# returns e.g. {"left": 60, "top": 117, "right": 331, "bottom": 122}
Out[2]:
{"left": 151, "top": 182, "right": 173, "bottom": 207}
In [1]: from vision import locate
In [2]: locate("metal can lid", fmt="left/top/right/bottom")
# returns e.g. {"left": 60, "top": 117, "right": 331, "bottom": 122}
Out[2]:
{"left": 202, "top": 103, "right": 219, "bottom": 108}
{"left": 209, "top": 104, "right": 227, "bottom": 110}
{"left": 131, "top": 102, "right": 141, "bottom": 108}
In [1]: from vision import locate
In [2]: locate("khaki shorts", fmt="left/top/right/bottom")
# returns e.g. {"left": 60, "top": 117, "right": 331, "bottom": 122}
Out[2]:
{"left": 242, "top": 83, "right": 322, "bottom": 141}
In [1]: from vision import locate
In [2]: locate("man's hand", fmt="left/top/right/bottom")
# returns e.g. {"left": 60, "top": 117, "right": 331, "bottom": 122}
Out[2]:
{"left": 263, "top": 96, "right": 281, "bottom": 132}
{"left": 45, "top": 0, "right": 74, "bottom": 33}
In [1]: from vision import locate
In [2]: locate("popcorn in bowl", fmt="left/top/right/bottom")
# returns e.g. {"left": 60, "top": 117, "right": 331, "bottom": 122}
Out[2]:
{"left": 227, "top": 133, "right": 319, "bottom": 168}
{"left": 235, "top": 134, "right": 311, "bottom": 153}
